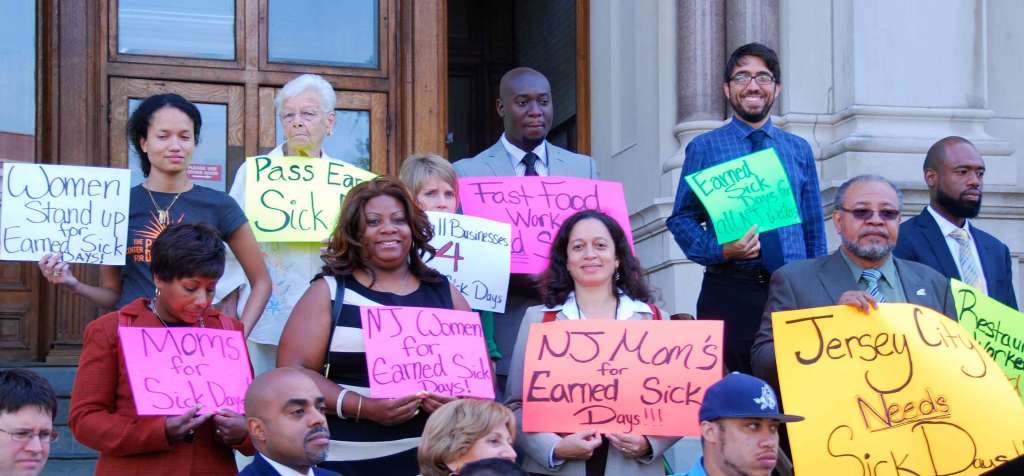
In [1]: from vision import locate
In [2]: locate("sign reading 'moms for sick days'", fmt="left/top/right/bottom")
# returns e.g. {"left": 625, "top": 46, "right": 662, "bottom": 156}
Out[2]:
{"left": 684, "top": 148, "right": 801, "bottom": 244}
{"left": 245, "top": 156, "right": 377, "bottom": 242}
{"left": 1, "top": 163, "right": 130, "bottom": 265}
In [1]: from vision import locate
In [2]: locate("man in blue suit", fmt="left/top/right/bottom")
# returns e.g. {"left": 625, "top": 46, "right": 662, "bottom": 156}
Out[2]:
{"left": 894, "top": 136, "right": 1018, "bottom": 309}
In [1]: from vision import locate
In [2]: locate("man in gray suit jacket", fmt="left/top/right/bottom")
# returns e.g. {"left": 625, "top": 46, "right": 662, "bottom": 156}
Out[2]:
{"left": 454, "top": 67, "right": 598, "bottom": 391}
{"left": 751, "top": 175, "right": 956, "bottom": 392}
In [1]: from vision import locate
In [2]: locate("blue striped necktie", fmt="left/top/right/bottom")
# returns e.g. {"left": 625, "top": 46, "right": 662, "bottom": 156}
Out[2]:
{"left": 860, "top": 268, "right": 886, "bottom": 303}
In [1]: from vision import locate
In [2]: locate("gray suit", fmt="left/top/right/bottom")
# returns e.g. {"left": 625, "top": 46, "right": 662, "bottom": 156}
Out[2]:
{"left": 750, "top": 251, "right": 956, "bottom": 391}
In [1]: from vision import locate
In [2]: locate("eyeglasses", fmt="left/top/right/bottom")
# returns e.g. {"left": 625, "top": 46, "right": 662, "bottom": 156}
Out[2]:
{"left": 730, "top": 73, "right": 776, "bottom": 86}
{"left": 0, "top": 428, "right": 58, "bottom": 443}
{"left": 837, "top": 207, "right": 901, "bottom": 221}
{"left": 280, "top": 110, "right": 322, "bottom": 124}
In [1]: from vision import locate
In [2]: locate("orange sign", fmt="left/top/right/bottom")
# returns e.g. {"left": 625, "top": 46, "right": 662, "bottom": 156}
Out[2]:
{"left": 521, "top": 319, "right": 723, "bottom": 436}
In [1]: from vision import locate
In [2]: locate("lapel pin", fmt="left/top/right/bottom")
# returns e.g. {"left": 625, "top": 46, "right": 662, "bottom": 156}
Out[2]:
{"left": 916, "top": 288, "right": 927, "bottom": 296}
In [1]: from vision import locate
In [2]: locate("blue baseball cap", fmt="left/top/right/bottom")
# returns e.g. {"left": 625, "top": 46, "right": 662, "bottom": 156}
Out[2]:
{"left": 699, "top": 372, "right": 804, "bottom": 423}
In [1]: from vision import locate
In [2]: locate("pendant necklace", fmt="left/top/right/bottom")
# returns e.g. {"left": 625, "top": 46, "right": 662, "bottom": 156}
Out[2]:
{"left": 145, "top": 184, "right": 186, "bottom": 225}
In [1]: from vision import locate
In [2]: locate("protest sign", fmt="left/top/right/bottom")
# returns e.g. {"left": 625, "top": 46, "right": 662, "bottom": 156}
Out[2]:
{"left": 244, "top": 155, "right": 377, "bottom": 242}
{"left": 952, "top": 279, "right": 1024, "bottom": 403}
{"left": 458, "top": 176, "right": 633, "bottom": 274}
{"left": 1, "top": 163, "right": 130, "bottom": 265}
{"left": 118, "top": 326, "right": 252, "bottom": 415}
{"left": 425, "top": 211, "right": 511, "bottom": 313}
{"left": 772, "top": 303, "right": 1024, "bottom": 475}
{"left": 683, "top": 148, "right": 801, "bottom": 244}
{"left": 361, "top": 306, "right": 494, "bottom": 399}
{"left": 521, "top": 319, "right": 723, "bottom": 436}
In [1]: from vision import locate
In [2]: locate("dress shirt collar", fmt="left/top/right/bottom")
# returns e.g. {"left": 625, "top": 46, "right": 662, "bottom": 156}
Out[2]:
{"left": 500, "top": 133, "right": 548, "bottom": 168}
{"left": 541, "top": 289, "right": 653, "bottom": 320}
{"left": 838, "top": 249, "right": 899, "bottom": 291}
{"left": 261, "top": 454, "right": 315, "bottom": 476}
{"left": 726, "top": 116, "right": 776, "bottom": 141}
{"left": 926, "top": 205, "right": 973, "bottom": 238}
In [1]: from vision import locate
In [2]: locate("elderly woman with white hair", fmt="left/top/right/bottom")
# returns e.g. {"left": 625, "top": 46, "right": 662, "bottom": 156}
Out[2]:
{"left": 216, "top": 73, "right": 344, "bottom": 377}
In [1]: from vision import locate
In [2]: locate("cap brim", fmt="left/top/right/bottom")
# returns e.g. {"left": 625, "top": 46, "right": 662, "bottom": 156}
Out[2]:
{"left": 710, "top": 413, "right": 805, "bottom": 423}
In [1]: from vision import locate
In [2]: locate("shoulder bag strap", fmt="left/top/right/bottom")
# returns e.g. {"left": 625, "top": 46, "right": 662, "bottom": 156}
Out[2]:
{"left": 542, "top": 311, "right": 558, "bottom": 323}
{"left": 321, "top": 275, "right": 346, "bottom": 377}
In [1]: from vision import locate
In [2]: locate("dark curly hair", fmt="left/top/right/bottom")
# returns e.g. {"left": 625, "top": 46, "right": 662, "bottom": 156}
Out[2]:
{"left": 127, "top": 93, "right": 202, "bottom": 177}
{"left": 540, "top": 209, "right": 651, "bottom": 307}
{"left": 322, "top": 176, "right": 442, "bottom": 284}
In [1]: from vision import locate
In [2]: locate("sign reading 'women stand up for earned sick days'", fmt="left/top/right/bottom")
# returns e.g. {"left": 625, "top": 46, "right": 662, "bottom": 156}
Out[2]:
{"left": 684, "top": 148, "right": 801, "bottom": 244}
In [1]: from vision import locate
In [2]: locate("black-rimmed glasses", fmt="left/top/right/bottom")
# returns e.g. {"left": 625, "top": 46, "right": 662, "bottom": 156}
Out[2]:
{"left": 730, "top": 72, "right": 776, "bottom": 85}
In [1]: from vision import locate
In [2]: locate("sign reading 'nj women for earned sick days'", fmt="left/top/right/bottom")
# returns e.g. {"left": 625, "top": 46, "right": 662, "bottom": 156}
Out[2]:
{"left": 952, "top": 279, "right": 1024, "bottom": 403}
{"left": 458, "top": 176, "right": 633, "bottom": 275}
{"left": 245, "top": 155, "right": 377, "bottom": 242}
{"left": 772, "top": 304, "right": 1024, "bottom": 475}
{"left": 118, "top": 327, "right": 253, "bottom": 415}
{"left": 361, "top": 306, "right": 494, "bottom": 399}
{"left": 521, "top": 320, "right": 723, "bottom": 436}
{"left": 425, "top": 211, "right": 511, "bottom": 313}
{"left": 684, "top": 148, "right": 801, "bottom": 244}
{"left": 1, "top": 163, "right": 130, "bottom": 265}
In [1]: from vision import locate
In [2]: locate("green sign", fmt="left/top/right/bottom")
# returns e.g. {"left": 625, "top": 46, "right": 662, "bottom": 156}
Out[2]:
{"left": 952, "top": 278, "right": 1024, "bottom": 403}
{"left": 684, "top": 148, "right": 801, "bottom": 244}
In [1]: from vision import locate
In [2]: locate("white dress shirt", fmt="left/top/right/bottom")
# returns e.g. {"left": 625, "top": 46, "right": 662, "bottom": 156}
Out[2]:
{"left": 500, "top": 133, "right": 549, "bottom": 176}
{"left": 262, "top": 454, "right": 315, "bottom": 476}
{"left": 926, "top": 205, "right": 988, "bottom": 294}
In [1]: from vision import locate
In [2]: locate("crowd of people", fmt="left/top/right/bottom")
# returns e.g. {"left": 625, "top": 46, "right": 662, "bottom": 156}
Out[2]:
{"left": 3, "top": 40, "right": 1018, "bottom": 476}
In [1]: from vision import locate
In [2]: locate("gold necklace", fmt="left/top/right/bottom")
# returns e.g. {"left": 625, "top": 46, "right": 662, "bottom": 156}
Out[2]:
{"left": 369, "top": 268, "right": 412, "bottom": 294}
{"left": 144, "top": 185, "right": 186, "bottom": 225}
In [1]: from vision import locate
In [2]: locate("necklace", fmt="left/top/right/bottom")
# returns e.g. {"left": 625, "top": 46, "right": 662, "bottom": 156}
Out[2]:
{"left": 149, "top": 301, "right": 206, "bottom": 328}
{"left": 369, "top": 268, "right": 412, "bottom": 295}
{"left": 144, "top": 184, "right": 187, "bottom": 225}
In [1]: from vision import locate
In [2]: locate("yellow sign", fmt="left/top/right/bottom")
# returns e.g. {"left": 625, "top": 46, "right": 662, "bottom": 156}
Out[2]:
{"left": 244, "top": 156, "right": 376, "bottom": 242}
{"left": 952, "top": 279, "right": 1024, "bottom": 403}
{"left": 772, "top": 303, "right": 1024, "bottom": 475}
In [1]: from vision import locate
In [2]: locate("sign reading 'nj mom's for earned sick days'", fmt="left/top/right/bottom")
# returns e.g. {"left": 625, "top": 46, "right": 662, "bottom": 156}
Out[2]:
{"left": 952, "top": 279, "right": 1024, "bottom": 403}
{"left": 245, "top": 155, "right": 377, "bottom": 242}
{"left": 684, "top": 148, "right": 801, "bottom": 244}
{"left": 1, "top": 163, "right": 130, "bottom": 265}
{"left": 118, "top": 326, "right": 253, "bottom": 415}
{"left": 361, "top": 306, "right": 494, "bottom": 399}
{"left": 458, "top": 176, "right": 633, "bottom": 275}
{"left": 426, "top": 211, "right": 511, "bottom": 313}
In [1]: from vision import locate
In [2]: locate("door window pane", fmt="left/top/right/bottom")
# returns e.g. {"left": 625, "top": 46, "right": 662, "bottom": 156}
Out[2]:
{"left": 118, "top": 0, "right": 235, "bottom": 60}
{"left": 128, "top": 99, "right": 229, "bottom": 191}
{"left": 0, "top": 0, "right": 35, "bottom": 162}
{"left": 268, "top": 0, "right": 378, "bottom": 68}
{"left": 275, "top": 110, "right": 371, "bottom": 170}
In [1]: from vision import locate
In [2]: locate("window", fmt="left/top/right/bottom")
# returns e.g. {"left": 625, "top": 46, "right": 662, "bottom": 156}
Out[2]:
{"left": 0, "top": 0, "right": 35, "bottom": 162}
{"left": 117, "top": 0, "right": 235, "bottom": 60}
{"left": 267, "top": 0, "right": 378, "bottom": 68}
{"left": 126, "top": 99, "right": 230, "bottom": 191}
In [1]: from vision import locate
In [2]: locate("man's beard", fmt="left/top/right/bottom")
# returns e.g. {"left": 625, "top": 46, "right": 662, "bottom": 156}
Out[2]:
{"left": 731, "top": 92, "right": 775, "bottom": 124}
{"left": 842, "top": 235, "right": 894, "bottom": 262}
{"left": 935, "top": 186, "right": 981, "bottom": 219}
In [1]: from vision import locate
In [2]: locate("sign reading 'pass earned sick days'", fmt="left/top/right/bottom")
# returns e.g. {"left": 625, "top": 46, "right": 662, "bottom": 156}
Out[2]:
{"left": 458, "top": 176, "right": 633, "bottom": 274}
{"left": 361, "top": 306, "right": 494, "bottom": 399}
{"left": 118, "top": 327, "right": 252, "bottom": 415}
{"left": 684, "top": 148, "right": 801, "bottom": 244}
{"left": 426, "top": 211, "right": 511, "bottom": 313}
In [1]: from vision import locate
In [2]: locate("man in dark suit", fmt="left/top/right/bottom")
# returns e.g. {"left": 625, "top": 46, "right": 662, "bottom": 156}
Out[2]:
{"left": 894, "top": 136, "right": 1018, "bottom": 309}
{"left": 751, "top": 175, "right": 955, "bottom": 392}
{"left": 241, "top": 368, "right": 340, "bottom": 476}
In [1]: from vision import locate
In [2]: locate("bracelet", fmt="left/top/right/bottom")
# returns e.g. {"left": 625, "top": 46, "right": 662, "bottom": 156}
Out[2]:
{"left": 336, "top": 389, "right": 349, "bottom": 419}
{"left": 355, "top": 395, "right": 363, "bottom": 422}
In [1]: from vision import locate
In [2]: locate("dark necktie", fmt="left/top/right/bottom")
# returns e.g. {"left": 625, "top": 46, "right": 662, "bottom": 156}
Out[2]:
{"left": 522, "top": 152, "right": 540, "bottom": 176}
{"left": 749, "top": 130, "right": 784, "bottom": 273}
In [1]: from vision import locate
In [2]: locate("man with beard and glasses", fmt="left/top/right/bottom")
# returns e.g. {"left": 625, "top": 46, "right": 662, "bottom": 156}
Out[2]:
{"left": 750, "top": 175, "right": 955, "bottom": 392}
{"left": 241, "top": 368, "right": 341, "bottom": 476}
{"left": 894, "top": 136, "right": 1018, "bottom": 309}
{"left": 666, "top": 43, "right": 826, "bottom": 375}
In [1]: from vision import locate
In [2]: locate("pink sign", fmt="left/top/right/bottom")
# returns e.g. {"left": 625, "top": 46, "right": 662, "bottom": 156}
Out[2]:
{"left": 118, "top": 326, "right": 252, "bottom": 416}
{"left": 360, "top": 306, "right": 495, "bottom": 399}
{"left": 458, "top": 176, "right": 634, "bottom": 274}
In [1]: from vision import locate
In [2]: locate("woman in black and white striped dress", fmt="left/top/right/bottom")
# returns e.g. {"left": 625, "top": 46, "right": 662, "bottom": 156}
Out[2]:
{"left": 278, "top": 176, "right": 471, "bottom": 476}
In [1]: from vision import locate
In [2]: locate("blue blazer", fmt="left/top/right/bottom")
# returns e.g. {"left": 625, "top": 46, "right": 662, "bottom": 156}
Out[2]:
{"left": 239, "top": 453, "right": 342, "bottom": 476}
{"left": 894, "top": 207, "right": 1018, "bottom": 309}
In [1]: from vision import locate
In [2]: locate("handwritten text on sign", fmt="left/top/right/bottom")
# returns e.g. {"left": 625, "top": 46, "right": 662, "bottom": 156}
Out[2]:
{"left": 953, "top": 279, "right": 1024, "bottom": 403}
{"left": 426, "top": 211, "right": 511, "bottom": 313}
{"left": 245, "top": 156, "right": 377, "bottom": 242}
{"left": 118, "top": 327, "right": 252, "bottom": 415}
{"left": 772, "top": 304, "right": 1024, "bottom": 475}
{"left": 522, "top": 320, "right": 723, "bottom": 436}
{"left": 458, "top": 176, "right": 633, "bottom": 274}
{"left": 684, "top": 148, "right": 801, "bottom": 244}
{"left": 1, "top": 163, "right": 129, "bottom": 265}
{"left": 361, "top": 306, "right": 494, "bottom": 399}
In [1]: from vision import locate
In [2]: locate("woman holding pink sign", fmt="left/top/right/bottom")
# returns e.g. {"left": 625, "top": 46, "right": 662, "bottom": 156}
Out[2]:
{"left": 504, "top": 210, "right": 680, "bottom": 476}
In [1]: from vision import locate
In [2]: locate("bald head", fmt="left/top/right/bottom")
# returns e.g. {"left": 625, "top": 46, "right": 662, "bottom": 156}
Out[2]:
{"left": 499, "top": 67, "right": 549, "bottom": 99}
{"left": 245, "top": 368, "right": 316, "bottom": 418}
{"left": 245, "top": 368, "right": 329, "bottom": 471}
{"left": 497, "top": 67, "right": 554, "bottom": 152}
{"left": 924, "top": 136, "right": 976, "bottom": 172}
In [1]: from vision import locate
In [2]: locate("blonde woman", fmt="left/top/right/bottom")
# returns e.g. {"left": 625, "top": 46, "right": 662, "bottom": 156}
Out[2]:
{"left": 417, "top": 399, "right": 517, "bottom": 476}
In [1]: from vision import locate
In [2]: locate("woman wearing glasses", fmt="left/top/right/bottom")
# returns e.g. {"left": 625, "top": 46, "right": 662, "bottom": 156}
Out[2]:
{"left": 0, "top": 368, "right": 59, "bottom": 476}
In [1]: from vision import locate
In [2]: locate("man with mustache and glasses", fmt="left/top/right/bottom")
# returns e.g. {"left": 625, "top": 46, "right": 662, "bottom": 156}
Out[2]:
{"left": 750, "top": 175, "right": 956, "bottom": 393}
{"left": 241, "top": 368, "right": 340, "bottom": 476}
{"left": 894, "top": 137, "right": 1018, "bottom": 309}
{"left": 667, "top": 43, "right": 826, "bottom": 375}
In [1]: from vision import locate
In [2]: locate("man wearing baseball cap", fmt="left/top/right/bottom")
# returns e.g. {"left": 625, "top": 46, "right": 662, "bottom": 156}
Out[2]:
{"left": 672, "top": 372, "right": 802, "bottom": 476}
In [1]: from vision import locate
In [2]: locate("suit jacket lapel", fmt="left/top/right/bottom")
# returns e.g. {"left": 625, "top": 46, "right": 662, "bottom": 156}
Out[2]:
{"left": 482, "top": 141, "right": 516, "bottom": 176}
{"left": 894, "top": 258, "right": 935, "bottom": 308}
{"left": 546, "top": 143, "right": 569, "bottom": 176}
{"left": 819, "top": 252, "right": 858, "bottom": 303}
{"left": 975, "top": 232, "right": 1002, "bottom": 286}
{"left": 915, "top": 208, "right": 960, "bottom": 279}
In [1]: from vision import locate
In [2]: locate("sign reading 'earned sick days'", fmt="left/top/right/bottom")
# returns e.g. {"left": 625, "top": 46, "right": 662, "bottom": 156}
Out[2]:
{"left": 118, "top": 327, "right": 253, "bottom": 415}
{"left": 521, "top": 320, "right": 723, "bottom": 436}
{"left": 684, "top": 148, "right": 801, "bottom": 244}
{"left": 426, "top": 211, "right": 511, "bottom": 313}
{"left": 952, "top": 279, "right": 1024, "bottom": 403}
{"left": 245, "top": 156, "right": 377, "bottom": 242}
{"left": 361, "top": 306, "right": 494, "bottom": 399}
{"left": 772, "top": 303, "right": 1024, "bottom": 475}
{"left": 1, "top": 163, "right": 130, "bottom": 265}
{"left": 458, "top": 176, "right": 633, "bottom": 274}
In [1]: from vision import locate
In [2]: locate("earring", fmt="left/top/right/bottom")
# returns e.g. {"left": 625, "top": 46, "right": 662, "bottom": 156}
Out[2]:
{"left": 154, "top": 287, "right": 161, "bottom": 299}
{"left": 614, "top": 271, "right": 621, "bottom": 282}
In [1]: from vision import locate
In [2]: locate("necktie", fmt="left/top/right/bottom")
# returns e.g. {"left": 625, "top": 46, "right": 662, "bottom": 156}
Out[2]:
{"left": 748, "top": 130, "right": 783, "bottom": 272}
{"left": 861, "top": 268, "right": 886, "bottom": 303}
{"left": 522, "top": 152, "right": 540, "bottom": 176}
{"left": 949, "top": 228, "right": 982, "bottom": 288}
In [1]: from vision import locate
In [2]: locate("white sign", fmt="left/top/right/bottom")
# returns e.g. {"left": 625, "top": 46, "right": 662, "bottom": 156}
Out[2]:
{"left": 426, "top": 212, "right": 511, "bottom": 313}
{"left": 1, "top": 163, "right": 130, "bottom": 265}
